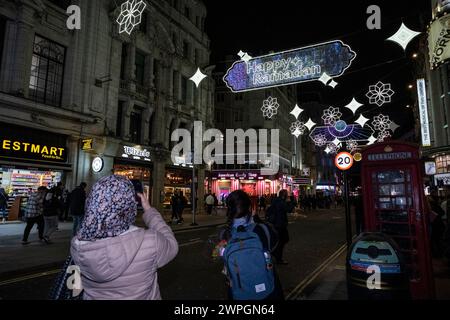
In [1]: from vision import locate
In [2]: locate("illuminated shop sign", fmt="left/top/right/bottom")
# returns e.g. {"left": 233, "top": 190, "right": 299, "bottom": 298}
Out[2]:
{"left": 435, "top": 173, "right": 450, "bottom": 186}
{"left": 293, "top": 178, "right": 311, "bottom": 185}
{"left": 223, "top": 40, "right": 356, "bottom": 92}
{"left": 417, "top": 79, "right": 431, "bottom": 147}
{"left": 214, "top": 171, "right": 272, "bottom": 180}
{"left": 0, "top": 124, "right": 67, "bottom": 163}
{"left": 81, "top": 138, "right": 94, "bottom": 151}
{"left": 121, "top": 145, "right": 151, "bottom": 162}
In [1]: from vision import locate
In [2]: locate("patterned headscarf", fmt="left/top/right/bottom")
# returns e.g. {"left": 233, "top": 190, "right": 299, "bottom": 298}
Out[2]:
{"left": 77, "top": 175, "right": 137, "bottom": 241}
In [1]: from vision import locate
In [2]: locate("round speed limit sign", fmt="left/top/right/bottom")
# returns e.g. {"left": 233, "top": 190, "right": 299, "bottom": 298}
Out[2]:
{"left": 335, "top": 152, "right": 354, "bottom": 171}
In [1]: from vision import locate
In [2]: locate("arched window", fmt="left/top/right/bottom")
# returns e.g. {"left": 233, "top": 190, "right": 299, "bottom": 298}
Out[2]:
{"left": 29, "top": 35, "right": 65, "bottom": 107}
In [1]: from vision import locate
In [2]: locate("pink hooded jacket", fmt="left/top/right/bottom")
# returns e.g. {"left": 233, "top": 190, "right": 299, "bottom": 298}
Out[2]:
{"left": 70, "top": 208, "right": 178, "bottom": 300}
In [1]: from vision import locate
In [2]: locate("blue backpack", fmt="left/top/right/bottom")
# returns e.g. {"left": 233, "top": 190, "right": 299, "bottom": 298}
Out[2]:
{"left": 223, "top": 223, "right": 275, "bottom": 300}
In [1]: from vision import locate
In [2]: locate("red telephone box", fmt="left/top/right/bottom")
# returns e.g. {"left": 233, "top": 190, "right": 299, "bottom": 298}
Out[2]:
{"left": 361, "top": 141, "right": 435, "bottom": 299}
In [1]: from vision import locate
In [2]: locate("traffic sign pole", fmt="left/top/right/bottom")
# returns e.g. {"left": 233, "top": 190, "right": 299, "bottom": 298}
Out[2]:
{"left": 343, "top": 171, "right": 352, "bottom": 248}
{"left": 335, "top": 152, "right": 354, "bottom": 248}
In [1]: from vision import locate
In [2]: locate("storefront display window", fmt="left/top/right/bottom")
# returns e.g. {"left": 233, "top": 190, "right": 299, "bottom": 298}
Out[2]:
{"left": 164, "top": 168, "right": 193, "bottom": 208}
{"left": 0, "top": 168, "right": 62, "bottom": 220}
{"left": 436, "top": 155, "right": 450, "bottom": 173}
{"left": 114, "top": 164, "right": 151, "bottom": 201}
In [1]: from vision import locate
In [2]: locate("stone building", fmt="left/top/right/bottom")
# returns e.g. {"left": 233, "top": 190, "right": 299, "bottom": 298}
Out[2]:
{"left": 0, "top": 0, "right": 213, "bottom": 217}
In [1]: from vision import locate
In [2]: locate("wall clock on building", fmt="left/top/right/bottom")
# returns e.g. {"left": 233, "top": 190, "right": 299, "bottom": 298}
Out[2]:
{"left": 92, "top": 157, "right": 104, "bottom": 173}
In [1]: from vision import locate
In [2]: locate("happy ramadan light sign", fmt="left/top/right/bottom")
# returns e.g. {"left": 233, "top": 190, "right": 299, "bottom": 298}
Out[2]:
{"left": 223, "top": 40, "right": 356, "bottom": 92}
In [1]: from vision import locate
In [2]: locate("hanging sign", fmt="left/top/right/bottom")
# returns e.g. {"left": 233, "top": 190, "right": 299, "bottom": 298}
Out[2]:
{"left": 428, "top": 13, "right": 450, "bottom": 69}
{"left": 223, "top": 40, "right": 356, "bottom": 92}
{"left": 417, "top": 79, "right": 431, "bottom": 147}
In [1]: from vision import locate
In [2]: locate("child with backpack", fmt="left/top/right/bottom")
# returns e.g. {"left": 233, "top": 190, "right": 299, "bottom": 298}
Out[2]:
{"left": 215, "top": 190, "right": 284, "bottom": 300}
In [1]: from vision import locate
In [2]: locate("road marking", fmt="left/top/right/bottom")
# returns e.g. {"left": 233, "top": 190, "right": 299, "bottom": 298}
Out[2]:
{"left": 1, "top": 239, "right": 206, "bottom": 286}
{"left": 286, "top": 244, "right": 347, "bottom": 300}
{"left": 179, "top": 240, "right": 203, "bottom": 248}
{"left": 0, "top": 269, "right": 60, "bottom": 287}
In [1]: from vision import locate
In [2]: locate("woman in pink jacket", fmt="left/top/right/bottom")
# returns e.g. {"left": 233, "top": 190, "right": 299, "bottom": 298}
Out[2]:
{"left": 71, "top": 175, "right": 178, "bottom": 300}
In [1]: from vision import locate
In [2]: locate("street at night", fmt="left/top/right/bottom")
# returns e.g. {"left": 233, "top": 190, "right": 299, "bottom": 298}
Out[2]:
{"left": 0, "top": 0, "right": 450, "bottom": 316}
{"left": 0, "top": 207, "right": 347, "bottom": 300}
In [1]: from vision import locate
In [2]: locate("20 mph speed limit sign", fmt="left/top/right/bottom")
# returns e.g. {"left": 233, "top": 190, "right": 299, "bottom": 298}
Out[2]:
{"left": 335, "top": 152, "right": 354, "bottom": 171}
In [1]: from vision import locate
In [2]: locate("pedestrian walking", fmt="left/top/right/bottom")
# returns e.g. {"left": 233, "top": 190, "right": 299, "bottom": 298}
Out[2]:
{"left": 206, "top": 193, "right": 214, "bottom": 215}
{"left": 71, "top": 175, "right": 178, "bottom": 300}
{"left": 42, "top": 186, "right": 60, "bottom": 243}
{"left": 69, "top": 182, "right": 87, "bottom": 236}
{"left": 62, "top": 189, "right": 70, "bottom": 221}
{"left": 178, "top": 192, "right": 186, "bottom": 223}
{"left": 258, "top": 195, "right": 267, "bottom": 214}
{"left": 216, "top": 190, "right": 284, "bottom": 300}
{"left": 266, "top": 190, "right": 290, "bottom": 264}
{"left": 170, "top": 192, "right": 180, "bottom": 224}
{"left": 22, "top": 186, "right": 47, "bottom": 245}
{"left": 213, "top": 193, "right": 218, "bottom": 215}
{"left": 0, "top": 188, "right": 8, "bottom": 222}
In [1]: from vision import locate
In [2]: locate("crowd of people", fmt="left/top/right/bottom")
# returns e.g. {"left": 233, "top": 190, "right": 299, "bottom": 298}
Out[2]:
{"left": 21, "top": 182, "right": 87, "bottom": 245}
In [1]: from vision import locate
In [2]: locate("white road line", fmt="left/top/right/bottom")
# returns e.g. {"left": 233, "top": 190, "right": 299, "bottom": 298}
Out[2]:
{"left": 0, "top": 269, "right": 60, "bottom": 287}
{"left": 286, "top": 244, "right": 347, "bottom": 300}
{"left": 179, "top": 240, "right": 203, "bottom": 248}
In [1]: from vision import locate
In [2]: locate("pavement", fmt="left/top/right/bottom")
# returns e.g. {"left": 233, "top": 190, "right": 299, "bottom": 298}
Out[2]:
{"left": 0, "top": 209, "right": 228, "bottom": 278}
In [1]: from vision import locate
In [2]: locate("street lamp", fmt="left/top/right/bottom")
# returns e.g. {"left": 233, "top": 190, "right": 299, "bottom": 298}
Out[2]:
{"left": 190, "top": 152, "right": 198, "bottom": 226}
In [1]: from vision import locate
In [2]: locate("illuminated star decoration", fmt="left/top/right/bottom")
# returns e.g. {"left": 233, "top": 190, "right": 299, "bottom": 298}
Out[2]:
{"left": 372, "top": 114, "right": 392, "bottom": 132}
{"left": 367, "top": 135, "right": 378, "bottom": 146}
{"left": 189, "top": 68, "right": 207, "bottom": 88}
{"left": 318, "top": 73, "right": 338, "bottom": 89}
{"left": 366, "top": 82, "right": 395, "bottom": 107}
{"left": 389, "top": 121, "right": 400, "bottom": 133}
{"left": 237, "top": 50, "right": 253, "bottom": 63}
{"left": 346, "top": 140, "right": 359, "bottom": 153}
{"left": 355, "top": 114, "right": 370, "bottom": 127}
{"left": 304, "top": 118, "right": 317, "bottom": 131}
{"left": 290, "top": 104, "right": 304, "bottom": 119}
{"left": 344, "top": 98, "right": 364, "bottom": 115}
{"left": 261, "top": 96, "right": 280, "bottom": 119}
{"left": 116, "top": 0, "right": 147, "bottom": 35}
{"left": 386, "top": 23, "right": 421, "bottom": 51}
{"left": 312, "top": 134, "right": 328, "bottom": 147}
{"left": 332, "top": 138, "right": 342, "bottom": 147}
{"left": 321, "top": 107, "right": 342, "bottom": 126}
{"left": 290, "top": 120, "right": 306, "bottom": 138}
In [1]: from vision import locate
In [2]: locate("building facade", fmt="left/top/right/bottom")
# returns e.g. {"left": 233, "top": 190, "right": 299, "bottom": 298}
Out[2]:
{"left": 0, "top": 0, "right": 214, "bottom": 217}
{"left": 414, "top": 0, "right": 450, "bottom": 191}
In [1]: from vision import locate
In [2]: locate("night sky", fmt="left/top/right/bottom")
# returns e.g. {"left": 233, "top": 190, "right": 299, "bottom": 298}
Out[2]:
{"left": 204, "top": 0, "right": 431, "bottom": 137}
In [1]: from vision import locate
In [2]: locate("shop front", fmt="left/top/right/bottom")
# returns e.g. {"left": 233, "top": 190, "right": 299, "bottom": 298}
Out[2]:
{"left": 427, "top": 153, "right": 450, "bottom": 196}
{"left": 163, "top": 167, "right": 193, "bottom": 209}
{"left": 113, "top": 144, "right": 152, "bottom": 202}
{"left": 0, "top": 122, "right": 70, "bottom": 221}
{"left": 293, "top": 177, "right": 314, "bottom": 197}
{"left": 211, "top": 171, "right": 280, "bottom": 199}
